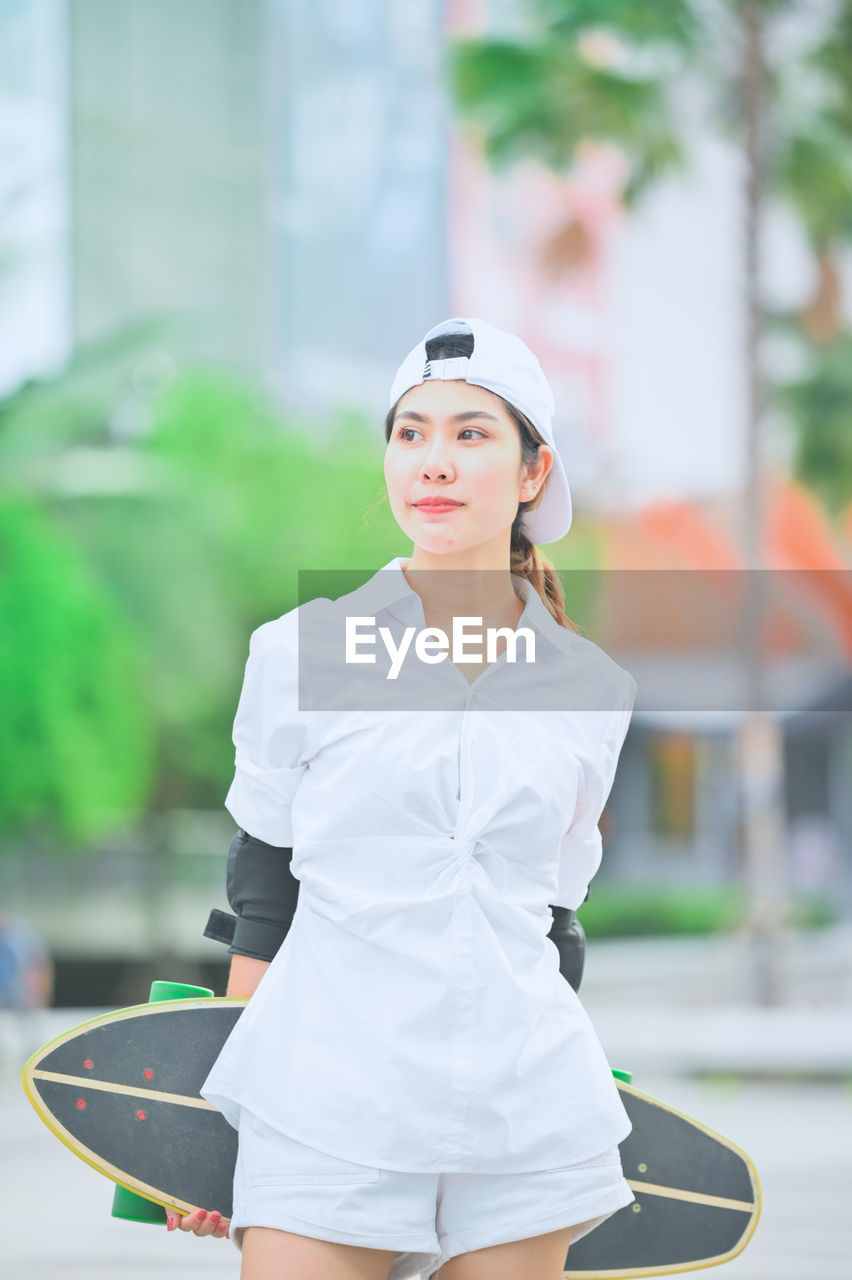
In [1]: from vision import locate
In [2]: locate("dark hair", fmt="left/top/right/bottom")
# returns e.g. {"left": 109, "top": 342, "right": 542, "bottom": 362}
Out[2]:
{"left": 384, "top": 382, "right": 579, "bottom": 635}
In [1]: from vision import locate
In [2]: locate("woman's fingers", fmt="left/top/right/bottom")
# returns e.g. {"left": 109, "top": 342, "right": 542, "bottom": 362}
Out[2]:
{"left": 166, "top": 1207, "right": 230, "bottom": 1239}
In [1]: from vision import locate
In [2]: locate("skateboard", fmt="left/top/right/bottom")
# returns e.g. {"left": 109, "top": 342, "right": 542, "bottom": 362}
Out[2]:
{"left": 21, "top": 992, "right": 761, "bottom": 1277}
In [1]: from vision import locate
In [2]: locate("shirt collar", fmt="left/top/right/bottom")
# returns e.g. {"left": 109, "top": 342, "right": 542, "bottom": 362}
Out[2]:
{"left": 354, "top": 555, "right": 578, "bottom": 660}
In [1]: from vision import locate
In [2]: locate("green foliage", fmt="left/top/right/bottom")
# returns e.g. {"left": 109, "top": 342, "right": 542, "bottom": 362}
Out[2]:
{"left": 0, "top": 316, "right": 183, "bottom": 465}
{"left": 580, "top": 883, "right": 746, "bottom": 937}
{"left": 531, "top": 0, "right": 698, "bottom": 48}
{"left": 579, "top": 882, "right": 836, "bottom": 937}
{"left": 0, "top": 332, "right": 401, "bottom": 853}
{"left": 772, "top": 334, "right": 852, "bottom": 516}
{"left": 776, "top": 126, "right": 852, "bottom": 251}
{"left": 554, "top": 552, "right": 610, "bottom": 638}
{"left": 447, "top": 0, "right": 712, "bottom": 207}
{"left": 0, "top": 496, "right": 152, "bottom": 849}
{"left": 806, "top": 0, "right": 852, "bottom": 138}
{"left": 449, "top": 35, "right": 686, "bottom": 204}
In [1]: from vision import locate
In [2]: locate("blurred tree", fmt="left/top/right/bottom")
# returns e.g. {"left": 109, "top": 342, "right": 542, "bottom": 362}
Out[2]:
{"left": 773, "top": 331, "right": 852, "bottom": 519}
{"left": 0, "top": 494, "right": 150, "bottom": 848}
{"left": 449, "top": 0, "right": 852, "bottom": 1004}
{"left": 451, "top": 0, "right": 697, "bottom": 208}
{"left": 767, "top": 0, "right": 852, "bottom": 518}
{"left": 449, "top": 0, "right": 852, "bottom": 516}
{"left": 0, "top": 324, "right": 397, "bottom": 853}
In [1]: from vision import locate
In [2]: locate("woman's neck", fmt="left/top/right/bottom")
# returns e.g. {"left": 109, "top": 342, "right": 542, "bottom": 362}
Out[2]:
{"left": 400, "top": 555, "right": 524, "bottom": 635}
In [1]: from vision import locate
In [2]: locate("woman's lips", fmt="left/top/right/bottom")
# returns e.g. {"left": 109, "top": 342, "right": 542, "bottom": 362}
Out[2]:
{"left": 413, "top": 502, "right": 464, "bottom": 514}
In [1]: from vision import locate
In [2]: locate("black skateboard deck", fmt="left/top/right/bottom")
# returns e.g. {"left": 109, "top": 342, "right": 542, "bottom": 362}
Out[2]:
{"left": 22, "top": 998, "right": 761, "bottom": 1276}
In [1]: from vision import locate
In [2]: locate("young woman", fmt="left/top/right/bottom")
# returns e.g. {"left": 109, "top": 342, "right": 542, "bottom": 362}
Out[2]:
{"left": 172, "top": 317, "right": 638, "bottom": 1280}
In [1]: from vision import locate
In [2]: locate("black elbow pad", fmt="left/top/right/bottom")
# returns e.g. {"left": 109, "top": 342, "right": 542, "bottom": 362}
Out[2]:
{"left": 547, "top": 905, "right": 586, "bottom": 993}
{"left": 227, "top": 828, "right": 300, "bottom": 960}
{"left": 203, "top": 828, "right": 300, "bottom": 962}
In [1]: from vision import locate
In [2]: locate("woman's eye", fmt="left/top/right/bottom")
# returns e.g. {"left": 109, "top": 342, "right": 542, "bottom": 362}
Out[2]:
{"left": 395, "top": 427, "right": 486, "bottom": 442}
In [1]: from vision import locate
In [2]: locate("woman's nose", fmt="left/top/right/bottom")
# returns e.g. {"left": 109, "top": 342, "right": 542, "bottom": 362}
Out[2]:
{"left": 422, "top": 442, "right": 454, "bottom": 478}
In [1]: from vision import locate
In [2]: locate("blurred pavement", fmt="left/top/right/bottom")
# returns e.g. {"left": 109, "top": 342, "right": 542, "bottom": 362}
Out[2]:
{"left": 4, "top": 922, "right": 851, "bottom": 1082}
{"left": 581, "top": 920, "right": 852, "bottom": 1081}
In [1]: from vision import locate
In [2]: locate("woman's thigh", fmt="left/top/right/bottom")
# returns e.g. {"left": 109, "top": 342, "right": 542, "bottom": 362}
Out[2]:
{"left": 433, "top": 1144, "right": 634, "bottom": 1279}
{"left": 434, "top": 1223, "right": 574, "bottom": 1280}
{"left": 240, "top": 1226, "right": 398, "bottom": 1280}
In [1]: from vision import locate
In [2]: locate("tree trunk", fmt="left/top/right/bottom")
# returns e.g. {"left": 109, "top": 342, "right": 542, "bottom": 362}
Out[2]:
{"left": 738, "top": 0, "right": 788, "bottom": 1006}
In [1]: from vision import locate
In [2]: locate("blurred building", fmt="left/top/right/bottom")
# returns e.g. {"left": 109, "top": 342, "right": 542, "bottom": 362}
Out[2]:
{"left": 0, "top": 0, "right": 69, "bottom": 396}
{"left": 265, "top": 0, "right": 449, "bottom": 416}
{"left": 2, "top": 0, "right": 826, "bottom": 515}
{"left": 68, "top": 0, "right": 270, "bottom": 377}
{"left": 2, "top": 0, "right": 450, "bottom": 400}
{"left": 594, "top": 470, "right": 852, "bottom": 907}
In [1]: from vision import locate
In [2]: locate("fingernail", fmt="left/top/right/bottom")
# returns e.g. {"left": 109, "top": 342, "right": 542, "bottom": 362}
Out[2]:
{"left": 210, "top": 1212, "right": 221, "bottom": 1224}
{"left": 166, "top": 1215, "right": 176, "bottom": 1231}
{"left": 196, "top": 1209, "right": 208, "bottom": 1221}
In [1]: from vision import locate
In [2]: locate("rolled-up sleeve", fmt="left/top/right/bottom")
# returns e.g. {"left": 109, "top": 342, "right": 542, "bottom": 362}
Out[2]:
{"left": 224, "top": 617, "right": 309, "bottom": 847}
{"left": 553, "top": 671, "right": 637, "bottom": 911}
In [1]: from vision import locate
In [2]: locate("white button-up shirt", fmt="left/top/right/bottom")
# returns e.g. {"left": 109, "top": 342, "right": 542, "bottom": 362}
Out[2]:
{"left": 200, "top": 555, "right": 637, "bottom": 1172}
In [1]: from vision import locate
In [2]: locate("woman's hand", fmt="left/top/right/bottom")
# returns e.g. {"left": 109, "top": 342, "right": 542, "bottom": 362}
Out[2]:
{"left": 162, "top": 957, "right": 262, "bottom": 1242}
{"left": 166, "top": 1207, "right": 230, "bottom": 1239}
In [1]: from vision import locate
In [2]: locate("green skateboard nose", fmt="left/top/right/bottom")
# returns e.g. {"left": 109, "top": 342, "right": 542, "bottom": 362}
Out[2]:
{"left": 148, "top": 980, "right": 215, "bottom": 1003}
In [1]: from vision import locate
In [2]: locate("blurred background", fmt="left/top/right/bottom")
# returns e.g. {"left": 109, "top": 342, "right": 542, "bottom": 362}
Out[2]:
{"left": 1, "top": 1, "right": 850, "bottom": 1277}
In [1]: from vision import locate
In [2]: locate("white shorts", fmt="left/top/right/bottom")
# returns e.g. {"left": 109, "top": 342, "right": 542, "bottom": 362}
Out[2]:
{"left": 229, "top": 1108, "right": 635, "bottom": 1280}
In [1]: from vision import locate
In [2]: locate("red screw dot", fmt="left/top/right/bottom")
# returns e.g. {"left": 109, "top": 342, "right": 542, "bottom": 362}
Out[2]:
{"left": 143, "top": 1068, "right": 153, "bottom": 1080}
{"left": 136, "top": 1110, "right": 147, "bottom": 1121}
{"left": 84, "top": 1059, "right": 93, "bottom": 1069}
{"left": 76, "top": 1099, "right": 86, "bottom": 1109}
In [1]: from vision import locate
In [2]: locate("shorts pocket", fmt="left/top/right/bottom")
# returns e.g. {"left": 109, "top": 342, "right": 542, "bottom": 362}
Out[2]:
{"left": 244, "top": 1113, "right": 381, "bottom": 1187}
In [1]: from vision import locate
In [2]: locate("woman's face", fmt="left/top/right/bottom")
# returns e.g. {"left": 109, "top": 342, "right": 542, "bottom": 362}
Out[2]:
{"left": 384, "top": 379, "right": 550, "bottom": 556}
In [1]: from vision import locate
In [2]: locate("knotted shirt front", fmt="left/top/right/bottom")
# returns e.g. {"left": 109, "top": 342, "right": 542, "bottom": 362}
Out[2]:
{"left": 200, "top": 556, "right": 637, "bottom": 1172}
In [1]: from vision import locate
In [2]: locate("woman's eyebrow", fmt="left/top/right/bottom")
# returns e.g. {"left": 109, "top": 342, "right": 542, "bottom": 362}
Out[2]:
{"left": 396, "top": 409, "right": 502, "bottom": 423}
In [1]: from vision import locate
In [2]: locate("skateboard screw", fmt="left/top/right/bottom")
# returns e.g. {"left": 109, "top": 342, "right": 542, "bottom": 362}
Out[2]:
{"left": 76, "top": 1099, "right": 86, "bottom": 1109}
{"left": 638, "top": 1162, "right": 647, "bottom": 1172}
{"left": 136, "top": 1110, "right": 148, "bottom": 1121}
{"left": 84, "top": 1059, "right": 93, "bottom": 1069}
{"left": 143, "top": 1068, "right": 154, "bottom": 1080}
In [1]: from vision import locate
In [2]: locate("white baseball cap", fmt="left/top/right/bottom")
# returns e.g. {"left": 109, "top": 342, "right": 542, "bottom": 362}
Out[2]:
{"left": 388, "top": 316, "right": 572, "bottom": 543}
